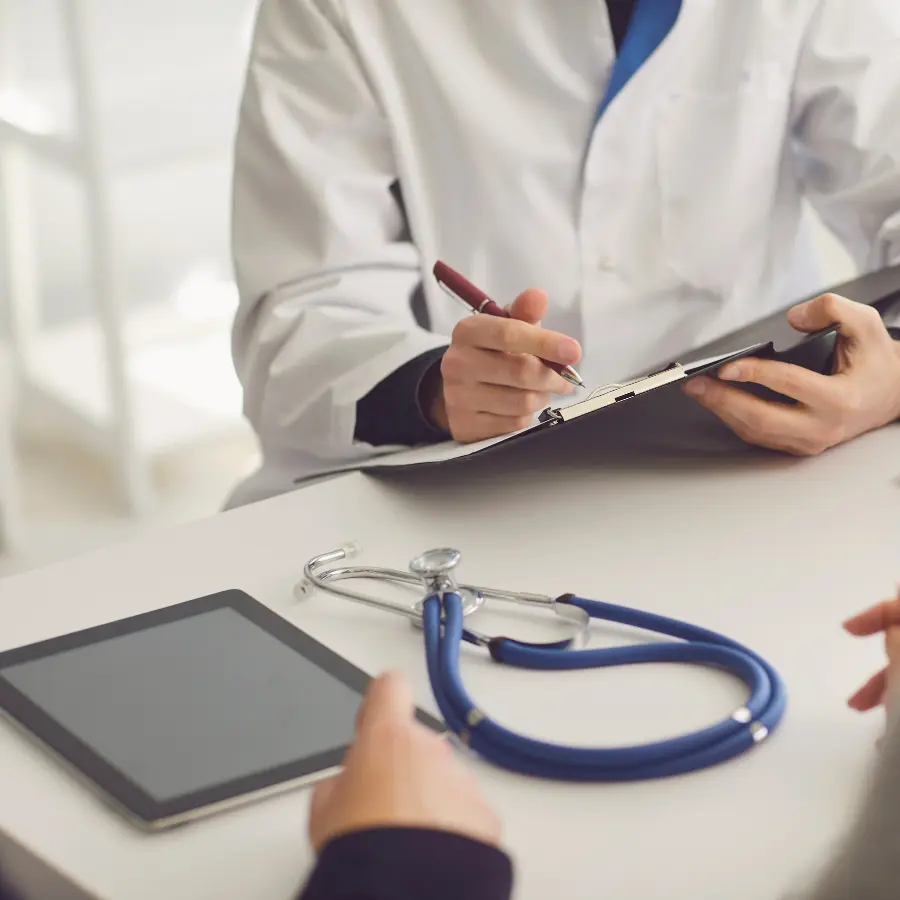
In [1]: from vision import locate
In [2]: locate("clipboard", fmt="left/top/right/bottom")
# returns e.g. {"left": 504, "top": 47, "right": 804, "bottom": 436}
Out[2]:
{"left": 539, "top": 343, "right": 791, "bottom": 427}
{"left": 294, "top": 265, "right": 900, "bottom": 483}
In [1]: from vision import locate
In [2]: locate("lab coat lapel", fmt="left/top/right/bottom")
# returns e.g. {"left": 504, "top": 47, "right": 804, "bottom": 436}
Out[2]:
{"left": 593, "top": 0, "right": 711, "bottom": 126}
{"left": 597, "top": 0, "right": 684, "bottom": 120}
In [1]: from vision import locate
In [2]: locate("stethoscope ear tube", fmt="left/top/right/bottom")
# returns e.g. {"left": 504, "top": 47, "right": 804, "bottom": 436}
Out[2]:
{"left": 422, "top": 592, "right": 787, "bottom": 782}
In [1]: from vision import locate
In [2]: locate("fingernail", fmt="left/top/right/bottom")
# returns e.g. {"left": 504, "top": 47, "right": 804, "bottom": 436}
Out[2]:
{"left": 556, "top": 339, "right": 580, "bottom": 364}
{"left": 789, "top": 304, "right": 808, "bottom": 325}
{"left": 684, "top": 378, "right": 706, "bottom": 397}
{"left": 719, "top": 364, "right": 742, "bottom": 381}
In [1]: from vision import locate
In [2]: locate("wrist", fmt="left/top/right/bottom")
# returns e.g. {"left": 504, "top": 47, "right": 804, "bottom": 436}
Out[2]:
{"left": 419, "top": 358, "right": 449, "bottom": 432}
{"left": 356, "top": 346, "right": 450, "bottom": 446}
{"left": 893, "top": 340, "right": 900, "bottom": 421}
{"left": 887, "top": 630, "right": 900, "bottom": 717}
{"left": 887, "top": 683, "right": 900, "bottom": 734}
{"left": 303, "top": 829, "right": 513, "bottom": 900}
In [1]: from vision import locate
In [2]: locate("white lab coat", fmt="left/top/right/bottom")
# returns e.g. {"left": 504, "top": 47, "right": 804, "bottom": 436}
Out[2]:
{"left": 227, "top": 0, "right": 900, "bottom": 507}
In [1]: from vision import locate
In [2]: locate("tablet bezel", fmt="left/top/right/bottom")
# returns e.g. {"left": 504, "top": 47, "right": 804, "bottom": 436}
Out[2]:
{"left": 0, "top": 590, "right": 445, "bottom": 830}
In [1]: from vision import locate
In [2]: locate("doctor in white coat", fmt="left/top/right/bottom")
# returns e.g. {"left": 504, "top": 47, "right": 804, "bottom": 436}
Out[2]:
{"left": 228, "top": 0, "right": 900, "bottom": 506}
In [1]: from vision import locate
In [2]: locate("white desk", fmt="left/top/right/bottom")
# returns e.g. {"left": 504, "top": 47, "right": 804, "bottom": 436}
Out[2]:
{"left": 1, "top": 425, "right": 899, "bottom": 900}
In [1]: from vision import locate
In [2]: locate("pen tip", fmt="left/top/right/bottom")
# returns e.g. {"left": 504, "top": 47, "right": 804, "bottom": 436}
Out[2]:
{"left": 559, "top": 365, "right": 584, "bottom": 389}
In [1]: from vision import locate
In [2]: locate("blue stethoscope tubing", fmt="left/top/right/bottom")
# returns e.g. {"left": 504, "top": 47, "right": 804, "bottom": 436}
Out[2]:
{"left": 422, "top": 592, "right": 787, "bottom": 781}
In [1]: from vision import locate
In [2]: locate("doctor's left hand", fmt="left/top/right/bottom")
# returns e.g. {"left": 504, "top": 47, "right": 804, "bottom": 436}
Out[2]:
{"left": 682, "top": 293, "right": 900, "bottom": 455}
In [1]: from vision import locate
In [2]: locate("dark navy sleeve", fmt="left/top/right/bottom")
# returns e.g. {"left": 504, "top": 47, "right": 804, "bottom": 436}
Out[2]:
{"left": 297, "top": 828, "right": 514, "bottom": 900}
{"left": 354, "top": 346, "right": 449, "bottom": 447}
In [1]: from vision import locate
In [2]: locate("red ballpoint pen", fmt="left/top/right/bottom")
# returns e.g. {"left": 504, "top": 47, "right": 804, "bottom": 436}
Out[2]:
{"left": 432, "top": 261, "right": 585, "bottom": 388}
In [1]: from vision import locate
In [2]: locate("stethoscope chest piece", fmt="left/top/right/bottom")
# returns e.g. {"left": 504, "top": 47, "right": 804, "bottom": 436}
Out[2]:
{"left": 298, "top": 544, "right": 486, "bottom": 629}
{"left": 407, "top": 548, "right": 483, "bottom": 624}
{"left": 409, "top": 548, "right": 461, "bottom": 578}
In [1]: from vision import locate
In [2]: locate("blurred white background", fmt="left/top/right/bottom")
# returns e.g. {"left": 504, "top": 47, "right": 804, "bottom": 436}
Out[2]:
{"left": 0, "top": 0, "right": 261, "bottom": 575}
{"left": 0, "top": 0, "right": 857, "bottom": 577}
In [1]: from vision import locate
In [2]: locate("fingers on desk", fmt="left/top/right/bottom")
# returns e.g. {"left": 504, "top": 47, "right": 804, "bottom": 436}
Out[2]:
{"left": 848, "top": 667, "right": 888, "bottom": 711}
{"left": 844, "top": 597, "right": 900, "bottom": 636}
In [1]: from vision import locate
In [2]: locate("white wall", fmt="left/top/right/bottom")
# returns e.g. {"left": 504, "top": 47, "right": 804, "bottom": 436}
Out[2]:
{"left": 3, "top": 0, "right": 259, "bottom": 327}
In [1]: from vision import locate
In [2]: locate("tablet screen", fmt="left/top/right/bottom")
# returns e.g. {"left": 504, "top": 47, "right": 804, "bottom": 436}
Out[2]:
{"left": 0, "top": 591, "right": 443, "bottom": 829}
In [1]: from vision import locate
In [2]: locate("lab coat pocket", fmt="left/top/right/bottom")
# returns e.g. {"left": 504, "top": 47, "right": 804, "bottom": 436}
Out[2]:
{"left": 654, "top": 86, "right": 787, "bottom": 297}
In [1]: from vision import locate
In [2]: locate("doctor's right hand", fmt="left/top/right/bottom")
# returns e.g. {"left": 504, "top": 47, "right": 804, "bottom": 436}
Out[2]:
{"left": 425, "top": 289, "right": 581, "bottom": 443}
{"left": 308, "top": 671, "right": 501, "bottom": 853}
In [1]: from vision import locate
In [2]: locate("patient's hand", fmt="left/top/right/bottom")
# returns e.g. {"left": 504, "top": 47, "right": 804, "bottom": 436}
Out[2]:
{"left": 308, "top": 671, "right": 501, "bottom": 853}
{"left": 844, "top": 589, "right": 900, "bottom": 715}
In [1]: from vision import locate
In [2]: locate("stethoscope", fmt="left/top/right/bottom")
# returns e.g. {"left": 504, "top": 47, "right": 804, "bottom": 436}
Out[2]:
{"left": 299, "top": 545, "right": 787, "bottom": 782}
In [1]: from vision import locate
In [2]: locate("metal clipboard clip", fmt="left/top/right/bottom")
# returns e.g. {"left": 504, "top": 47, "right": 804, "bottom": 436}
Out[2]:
{"left": 539, "top": 363, "right": 687, "bottom": 425}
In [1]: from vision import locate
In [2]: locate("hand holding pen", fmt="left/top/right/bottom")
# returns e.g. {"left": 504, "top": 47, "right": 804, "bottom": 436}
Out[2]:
{"left": 434, "top": 262, "right": 584, "bottom": 388}
{"left": 421, "top": 261, "right": 584, "bottom": 443}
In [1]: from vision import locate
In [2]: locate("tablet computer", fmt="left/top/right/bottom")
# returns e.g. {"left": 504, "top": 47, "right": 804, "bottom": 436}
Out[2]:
{"left": 0, "top": 590, "right": 444, "bottom": 831}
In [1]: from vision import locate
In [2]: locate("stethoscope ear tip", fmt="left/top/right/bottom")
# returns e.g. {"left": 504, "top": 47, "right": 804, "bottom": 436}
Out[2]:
{"left": 295, "top": 541, "right": 362, "bottom": 601}
{"left": 340, "top": 541, "right": 361, "bottom": 560}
